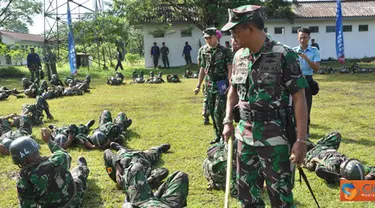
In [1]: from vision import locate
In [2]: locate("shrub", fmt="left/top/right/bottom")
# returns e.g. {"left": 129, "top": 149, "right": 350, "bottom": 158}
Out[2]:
{"left": 125, "top": 53, "right": 142, "bottom": 65}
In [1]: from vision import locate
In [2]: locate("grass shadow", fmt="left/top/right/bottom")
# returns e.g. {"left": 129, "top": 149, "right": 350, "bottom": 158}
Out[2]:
{"left": 341, "top": 138, "right": 375, "bottom": 147}
{"left": 84, "top": 178, "right": 104, "bottom": 206}
{"left": 309, "top": 132, "right": 327, "bottom": 141}
{"left": 125, "top": 129, "right": 141, "bottom": 141}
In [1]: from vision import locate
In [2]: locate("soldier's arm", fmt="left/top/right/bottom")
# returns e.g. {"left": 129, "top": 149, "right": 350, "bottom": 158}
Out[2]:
{"left": 283, "top": 49, "right": 308, "bottom": 140}
{"left": 225, "top": 48, "right": 234, "bottom": 86}
{"left": 17, "top": 178, "right": 38, "bottom": 208}
{"left": 225, "top": 57, "right": 239, "bottom": 120}
{"left": 47, "top": 141, "right": 72, "bottom": 169}
{"left": 60, "top": 133, "right": 74, "bottom": 150}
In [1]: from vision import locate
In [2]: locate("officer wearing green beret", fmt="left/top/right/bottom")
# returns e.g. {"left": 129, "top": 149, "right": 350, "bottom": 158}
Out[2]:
{"left": 194, "top": 27, "right": 233, "bottom": 144}
{"left": 222, "top": 5, "right": 309, "bottom": 208}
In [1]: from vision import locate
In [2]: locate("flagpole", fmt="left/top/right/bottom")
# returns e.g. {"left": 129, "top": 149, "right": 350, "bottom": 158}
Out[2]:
{"left": 336, "top": 0, "right": 345, "bottom": 64}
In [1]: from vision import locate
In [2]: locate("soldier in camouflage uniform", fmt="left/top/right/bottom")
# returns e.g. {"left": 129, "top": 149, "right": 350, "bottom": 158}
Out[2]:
{"left": 21, "top": 78, "right": 32, "bottom": 90}
{"left": 104, "top": 142, "right": 171, "bottom": 189}
{"left": 41, "top": 85, "right": 65, "bottom": 100}
{"left": 0, "top": 114, "right": 32, "bottom": 155}
{"left": 22, "top": 96, "right": 54, "bottom": 125}
{"left": 303, "top": 132, "right": 375, "bottom": 183}
{"left": 203, "top": 140, "right": 238, "bottom": 197}
{"left": 131, "top": 70, "right": 145, "bottom": 84}
{"left": 90, "top": 110, "right": 132, "bottom": 149}
{"left": 24, "top": 81, "right": 41, "bottom": 98}
{"left": 195, "top": 27, "right": 233, "bottom": 143}
{"left": 184, "top": 69, "right": 198, "bottom": 78}
{"left": 147, "top": 71, "right": 164, "bottom": 84}
{"left": 107, "top": 72, "right": 125, "bottom": 85}
{"left": 11, "top": 129, "right": 89, "bottom": 207}
{"left": 166, "top": 74, "right": 181, "bottom": 83}
{"left": 0, "top": 86, "right": 24, "bottom": 101}
{"left": 122, "top": 163, "right": 189, "bottom": 208}
{"left": 48, "top": 119, "right": 96, "bottom": 150}
{"left": 50, "top": 74, "right": 64, "bottom": 86}
{"left": 44, "top": 47, "right": 58, "bottom": 81}
{"left": 222, "top": 5, "right": 309, "bottom": 208}
{"left": 160, "top": 42, "right": 170, "bottom": 69}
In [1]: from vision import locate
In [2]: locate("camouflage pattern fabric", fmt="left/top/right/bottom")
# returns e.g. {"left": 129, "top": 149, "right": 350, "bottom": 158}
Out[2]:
{"left": 50, "top": 75, "right": 64, "bottom": 86}
{"left": 237, "top": 141, "right": 293, "bottom": 208}
{"left": 203, "top": 140, "right": 237, "bottom": 197}
{"left": 0, "top": 116, "right": 32, "bottom": 152}
{"left": 16, "top": 141, "right": 89, "bottom": 207}
{"left": 231, "top": 37, "right": 308, "bottom": 207}
{"left": 122, "top": 163, "right": 189, "bottom": 208}
{"left": 166, "top": 74, "right": 181, "bottom": 83}
{"left": 42, "top": 86, "right": 64, "bottom": 100}
{"left": 116, "top": 148, "right": 162, "bottom": 179}
{"left": 22, "top": 96, "right": 53, "bottom": 125}
{"left": 303, "top": 132, "right": 375, "bottom": 181}
{"left": 28, "top": 63, "right": 40, "bottom": 83}
{"left": 44, "top": 52, "right": 58, "bottom": 81}
{"left": 95, "top": 111, "right": 132, "bottom": 145}
{"left": 52, "top": 124, "right": 91, "bottom": 146}
{"left": 24, "top": 82, "right": 41, "bottom": 98}
{"left": 201, "top": 83, "right": 210, "bottom": 117}
{"left": 198, "top": 44, "right": 232, "bottom": 139}
{"left": 0, "top": 92, "right": 10, "bottom": 101}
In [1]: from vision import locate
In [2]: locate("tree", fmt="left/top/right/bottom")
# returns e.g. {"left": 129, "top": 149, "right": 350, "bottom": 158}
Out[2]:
{"left": 113, "top": 0, "right": 296, "bottom": 30}
{"left": 0, "top": 0, "right": 42, "bottom": 31}
{"left": 3, "top": 20, "right": 29, "bottom": 33}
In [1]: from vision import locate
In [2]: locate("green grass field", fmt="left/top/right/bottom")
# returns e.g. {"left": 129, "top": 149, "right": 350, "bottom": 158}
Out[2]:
{"left": 1, "top": 63, "right": 375, "bottom": 208}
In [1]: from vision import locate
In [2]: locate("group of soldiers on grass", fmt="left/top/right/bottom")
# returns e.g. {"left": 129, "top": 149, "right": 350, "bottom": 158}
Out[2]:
{"left": 1, "top": 4, "right": 375, "bottom": 208}
{"left": 106, "top": 70, "right": 181, "bottom": 85}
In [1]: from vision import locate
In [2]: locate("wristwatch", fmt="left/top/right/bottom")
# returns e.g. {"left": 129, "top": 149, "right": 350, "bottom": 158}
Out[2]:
{"left": 223, "top": 117, "right": 233, "bottom": 125}
{"left": 196, "top": 85, "right": 201, "bottom": 89}
{"left": 296, "top": 138, "right": 308, "bottom": 144}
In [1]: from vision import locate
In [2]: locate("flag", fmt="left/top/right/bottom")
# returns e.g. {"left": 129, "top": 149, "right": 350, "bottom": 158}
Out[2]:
{"left": 67, "top": 3, "right": 77, "bottom": 74}
{"left": 336, "top": 0, "right": 345, "bottom": 64}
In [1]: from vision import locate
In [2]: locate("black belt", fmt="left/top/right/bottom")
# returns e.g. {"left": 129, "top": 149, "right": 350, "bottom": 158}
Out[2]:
{"left": 239, "top": 109, "right": 282, "bottom": 122}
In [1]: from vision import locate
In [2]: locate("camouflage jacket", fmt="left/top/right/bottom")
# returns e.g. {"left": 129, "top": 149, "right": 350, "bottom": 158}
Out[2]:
{"left": 232, "top": 38, "right": 308, "bottom": 146}
{"left": 198, "top": 44, "right": 232, "bottom": 92}
{"left": 16, "top": 141, "right": 77, "bottom": 207}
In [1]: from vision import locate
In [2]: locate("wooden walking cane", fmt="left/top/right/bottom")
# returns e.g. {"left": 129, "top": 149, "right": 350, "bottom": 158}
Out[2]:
{"left": 224, "top": 135, "right": 234, "bottom": 208}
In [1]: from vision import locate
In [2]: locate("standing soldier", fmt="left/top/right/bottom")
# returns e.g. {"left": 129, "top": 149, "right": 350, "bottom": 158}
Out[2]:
{"left": 150, "top": 42, "right": 160, "bottom": 69}
{"left": 194, "top": 27, "right": 233, "bottom": 144}
{"left": 27, "top": 48, "right": 42, "bottom": 83}
{"left": 222, "top": 5, "right": 309, "bottom": 208}
{"left": 182, "top": 41, "right": 193, "bottom": 65}
{"left": 115, "top": 47, "right": 124, "bottom": 71}
{"left": 44, "top": 47, "right": 58, "bottom": 81}
{"left": 10, "top": 128, "right": 89, "bottom": 207}
{"left": 160, "top": 42, "right": 170, "bottom": 68}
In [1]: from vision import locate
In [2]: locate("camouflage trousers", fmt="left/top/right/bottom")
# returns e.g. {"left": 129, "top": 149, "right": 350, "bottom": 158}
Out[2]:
{"left": 118, "top": 148, "right": 161, "bottom": 177}
{"left": 69, "top": 162, "right": 90, "bottom": 207}
{"left": 207, "top": 91, "right": 226, "bottom": 139}
{"left": 45, "top": 63, "right": 57, "bottom": 81}
{"left": 123, "top": 163, "right": 189, "bottom": 208}
{"left": 161, "top": 55, "right": 169, "bottom": 68}
{"left": 237, "top": 140, "right": 294, "bottom": 208}
{"left": 29, "top": 65, "right": 40, "bottom": 83}
{"left": 202, "top": 84, "right": 210, "bottom": 117}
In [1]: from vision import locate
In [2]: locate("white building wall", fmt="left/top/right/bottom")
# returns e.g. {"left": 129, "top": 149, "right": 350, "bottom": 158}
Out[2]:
{"left": 143, "top": 23, "right": 232, "bottom": 68}
{"left": 265, "top": 18, "right": 375, "bottom": 59}
{"left": 0, "top": 34, "right": 44, "bottom": 66}
{"left": 143, "top": 18, "right": 375, "bottom": 67}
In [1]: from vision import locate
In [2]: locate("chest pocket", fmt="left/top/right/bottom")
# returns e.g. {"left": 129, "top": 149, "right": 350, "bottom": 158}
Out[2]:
{"left": 232, "top": 55, "right": 250, "bottom": 100}
{"left": 253, "top": 53, "right": 282, "bottom": 97}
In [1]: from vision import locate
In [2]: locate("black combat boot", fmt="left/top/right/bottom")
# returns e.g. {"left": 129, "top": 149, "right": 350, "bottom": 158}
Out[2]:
{"left": 48, "top": 124, "right": 57, "bottom": 130}
{"left": 77, "top": 156, "right": 87, "bottom": 166}
{"left": 153, "top": 144, "right": 171, "bottom": 153}
{"left": 209, "top": 137, "right": 221, "bottom": 144}
{"left": 147, "top": 168, "right": 169, "bottom": 185}
{"left": 86, "top": 120, "right": 95, "bottom": 129}
{"left": 204, "top": 116, "right": 210, "bottom": 125}
{"left": 110, "top": 142, "right": 125, "bottom": 152}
